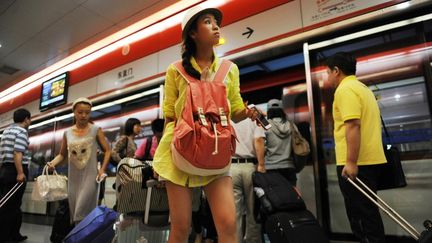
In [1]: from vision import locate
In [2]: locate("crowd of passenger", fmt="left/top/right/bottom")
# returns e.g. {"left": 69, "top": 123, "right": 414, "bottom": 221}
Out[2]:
{"left": 0, "top": 5, "right": 389, "bottom": 243}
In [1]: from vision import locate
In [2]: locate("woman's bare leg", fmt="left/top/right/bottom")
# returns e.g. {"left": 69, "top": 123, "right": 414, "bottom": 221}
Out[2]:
{"left": 166, "top": 181, "right": 193, "bottom": 243}
{"left": 204, "top": 176, "right": 237, "bottom": 243}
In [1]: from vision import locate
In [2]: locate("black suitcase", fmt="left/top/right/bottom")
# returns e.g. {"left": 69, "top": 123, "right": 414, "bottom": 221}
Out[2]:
{"left": 252, "top": 171, "right": 306, "bottom": 214}
{"left": 50, "top": 199, "right": 74, "bottom": 243}
{"left": 347, "top": 177, "right": 432, "bottom": 243}
{"left": 265, "top": 210, "right": 329, "bottom": 243}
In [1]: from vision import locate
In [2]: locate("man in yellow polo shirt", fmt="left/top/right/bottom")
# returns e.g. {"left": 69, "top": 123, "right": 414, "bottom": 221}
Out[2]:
{"left": 327, "top": 52, "right": 387, "bottom": 243}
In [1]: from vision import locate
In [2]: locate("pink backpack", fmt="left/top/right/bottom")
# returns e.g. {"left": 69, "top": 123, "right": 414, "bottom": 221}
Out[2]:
{"left": 171, "top": 59, "right": 237, "bottom": 176}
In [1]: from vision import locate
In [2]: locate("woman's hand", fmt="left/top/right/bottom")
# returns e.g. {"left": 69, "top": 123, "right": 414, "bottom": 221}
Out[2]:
{"left": 96, "top": 170, "right": 107, "bottom": 183}
{"left": 47, "top": 162, "right": 55, "bottom": 172}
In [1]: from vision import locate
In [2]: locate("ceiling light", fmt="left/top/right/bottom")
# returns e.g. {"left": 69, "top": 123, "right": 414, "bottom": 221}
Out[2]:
{"left": 0, "top": 43, "right": 2, "bottom": 48}
{"left": 396, "top": 2, "right": 411, "bottom": 10}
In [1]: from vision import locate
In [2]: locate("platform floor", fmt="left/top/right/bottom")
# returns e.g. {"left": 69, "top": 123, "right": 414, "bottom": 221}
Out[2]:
{"left": 20, "top": 221, "right": 357, "bottom": 243}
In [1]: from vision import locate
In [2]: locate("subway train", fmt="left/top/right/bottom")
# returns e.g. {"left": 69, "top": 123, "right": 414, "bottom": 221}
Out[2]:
{"left": 1, "top": 0, "right": 432, "bottom": 242}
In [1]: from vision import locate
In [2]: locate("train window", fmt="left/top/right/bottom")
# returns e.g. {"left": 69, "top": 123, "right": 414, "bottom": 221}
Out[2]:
{"left": 239, "top": 51, "right": 304, "bottom": 77}
{"left": 25, "top": 86, "right": 161, "bottom": 180}
{"left": 371, "top": 77, "right": 432, "bottom": 155}
{"left": 28, "top": 121, "right": 58, "bottom": 180}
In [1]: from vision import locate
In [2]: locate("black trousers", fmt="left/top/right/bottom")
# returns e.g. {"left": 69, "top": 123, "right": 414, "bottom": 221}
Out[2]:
{"left": 337, "top": 165, "right": 385, "bottom": 243}
{"left": 0, "top": 164, "right": 28, "bottom": 242}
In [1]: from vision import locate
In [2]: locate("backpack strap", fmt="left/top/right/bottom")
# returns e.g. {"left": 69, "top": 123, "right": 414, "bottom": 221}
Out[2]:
{"left": 143, "top": 136, "right": 153, "bottom": 161}
{"left": 173, "top": 59, "right": 233, "bottom": 84}
{"left": 213, "top": 59, "right": 232, "bottom": 84}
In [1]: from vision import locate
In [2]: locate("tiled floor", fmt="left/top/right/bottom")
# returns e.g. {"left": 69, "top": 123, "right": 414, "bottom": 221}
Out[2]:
{"left": 21, "top": 222, "right": 357, "bottom": 243}
{"left": 21, "top": 223, "right": 52, "bottom": 243}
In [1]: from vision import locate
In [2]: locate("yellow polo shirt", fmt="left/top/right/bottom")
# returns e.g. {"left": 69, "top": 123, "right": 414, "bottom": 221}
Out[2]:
{"left": 333, "top": 75, "right": 386, "bottom": 166}
{"left": 153, "top": 56, "right": 245, "bottom": 187}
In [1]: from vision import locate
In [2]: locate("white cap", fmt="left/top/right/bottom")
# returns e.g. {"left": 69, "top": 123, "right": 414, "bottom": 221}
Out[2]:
{"left": 181, "top": 6, "right": 222, "bottom": 40}
{"left": 72, "top": 97, "right": 92, "bottom": 110}
{"left": 267, "top": 99, "right": 282, "bottom": 109}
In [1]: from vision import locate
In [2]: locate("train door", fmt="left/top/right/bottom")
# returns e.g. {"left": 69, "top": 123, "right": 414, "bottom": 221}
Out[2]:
{"left": 237, "top": 50, "right": 320, "bottom": 216}
{"left": 304, "top": 15, "right": 432, "bottom": 241}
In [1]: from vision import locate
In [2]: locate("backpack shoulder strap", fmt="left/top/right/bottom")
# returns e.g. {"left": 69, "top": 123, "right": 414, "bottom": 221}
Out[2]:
{"left": 173, "top": 60, "right": 197, "bottom": 84}
{"left": 173, "top": 59, "right": 233, "bottom": 84}
{"left": 213, "top": 59, "right": 232, "bottom": 84}
{"left": 143, "top": 136, "right": 153, "bottom": 160}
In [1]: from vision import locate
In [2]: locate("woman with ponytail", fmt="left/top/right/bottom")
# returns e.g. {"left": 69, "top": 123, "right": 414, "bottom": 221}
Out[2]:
{"left": 152, "top": 6, "right": 257, "bottom": 243}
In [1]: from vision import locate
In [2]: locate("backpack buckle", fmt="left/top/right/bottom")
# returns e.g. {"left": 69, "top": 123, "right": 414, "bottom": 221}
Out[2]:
{"left": 219, "top": 108, "right": 228, "bottom": 127}
{"left": 198, "top": 107, "right": 208, "bottom": 126}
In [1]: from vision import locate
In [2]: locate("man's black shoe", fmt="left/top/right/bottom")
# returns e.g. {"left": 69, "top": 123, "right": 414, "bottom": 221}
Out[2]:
{"left": 12, "top": 235, "right": 28, "bottom": 242}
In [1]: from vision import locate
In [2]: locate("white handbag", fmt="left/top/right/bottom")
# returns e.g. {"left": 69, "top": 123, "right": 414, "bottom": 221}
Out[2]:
{"left": 32, "top": 165, "right": 68, "bottom": 201}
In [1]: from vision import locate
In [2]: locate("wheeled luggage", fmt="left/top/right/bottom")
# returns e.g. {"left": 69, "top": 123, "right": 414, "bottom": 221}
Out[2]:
{"left": 50, "top": 199, "right": 74, "bottom": 243}
{"left": 252, "top": 171, "right": 305, "bottom": 214}
{"left": 116, "top": 158, "right": 169, "bottom": 218}
{"left": 64, "top": 205, "right": 118, "bottom": 243}
{"left": 252, "top": 172, "right": 328, "bottom": 243}
{"left": 265, "top": 210, "right": 329, "bottom": 243}
{"left": 347, "top": 177, "right": 432, "bottom": 243}
{"left": 112, "top": 179, "right": 171, "bottom": 243}
{"left": 112, "top": 214, "right": 170, "bottom": 243}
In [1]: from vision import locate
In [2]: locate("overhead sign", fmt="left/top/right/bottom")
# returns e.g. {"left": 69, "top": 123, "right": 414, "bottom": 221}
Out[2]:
{"left": 97, "top": 53, "right": 158, "bottom": 93}
{"left": 217, "top": 1, "right": 303, "bottom": 55}
{"left": 301, "top": 0, "right": 396, "bottom": 27}
{"left": 242, "top": 27, "right": 254, "bottom": 39}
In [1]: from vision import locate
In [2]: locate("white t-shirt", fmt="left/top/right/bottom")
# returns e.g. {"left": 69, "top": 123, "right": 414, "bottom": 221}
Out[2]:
{"left": 232, "top": 119, "right": 265, "bottom": 158}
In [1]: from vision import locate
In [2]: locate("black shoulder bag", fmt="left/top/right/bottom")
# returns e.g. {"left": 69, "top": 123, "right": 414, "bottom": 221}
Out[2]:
{"left": 377, "top": 116, "right": 407, "bottom": 190}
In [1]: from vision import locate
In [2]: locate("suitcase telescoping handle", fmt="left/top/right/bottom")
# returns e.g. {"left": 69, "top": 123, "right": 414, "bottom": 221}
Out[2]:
{"left": 346, "top": 177, "right": 420, "bottom": 240}
{"left": 0, "top": 182, "right": 23, "bottom": 208}
{"left": 143, "top": 179, "right": 158, "bottom": 225}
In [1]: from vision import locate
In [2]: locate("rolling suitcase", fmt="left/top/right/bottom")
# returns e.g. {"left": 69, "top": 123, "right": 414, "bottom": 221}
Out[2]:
{"left": 116, "top": 158, "right": 169, "bottom": 218}
{"left": 112, "top": 179, "right": 171, "bottom": 243}
{"left": 265, "top": 210, "right": 329, "bottom": 243}
{"left": 347, "top": 177, "right": 432, "bottom": 243}
{"left": 64, "top": 205, "right": 118, "bottom": 243}
{"left": 252, "top": 171, "right": 306, "bottom": 214}
{"left": 252, "top": 172, "right": 328, "bottom": 243}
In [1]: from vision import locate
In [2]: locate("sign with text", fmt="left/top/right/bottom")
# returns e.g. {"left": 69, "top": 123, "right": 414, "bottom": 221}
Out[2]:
{"left": 301, "top": 0, "right": 395, "bottom": 27}
{"left": 97, "top": 53, "right": 158, "bottom": 93}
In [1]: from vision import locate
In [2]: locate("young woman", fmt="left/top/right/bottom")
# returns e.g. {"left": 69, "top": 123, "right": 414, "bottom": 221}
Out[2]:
{"left": 111, "top": 117, "right": 141, "bottom": 163}
{"left": 152, "top": 6, "right": 257, "bottom": 243}
{"left": 48, "top": 97, "right": 111, "bottom": 224}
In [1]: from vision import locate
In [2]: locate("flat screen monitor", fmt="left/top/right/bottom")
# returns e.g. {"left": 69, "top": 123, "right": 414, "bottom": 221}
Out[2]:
{"left": 39, "top": 72, "right": 69, "bottom": 111}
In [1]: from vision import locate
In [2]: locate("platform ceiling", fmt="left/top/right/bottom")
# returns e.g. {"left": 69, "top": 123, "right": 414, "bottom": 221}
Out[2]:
{"left": 0, "top": 0, "right": 178, "bottom": 90}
